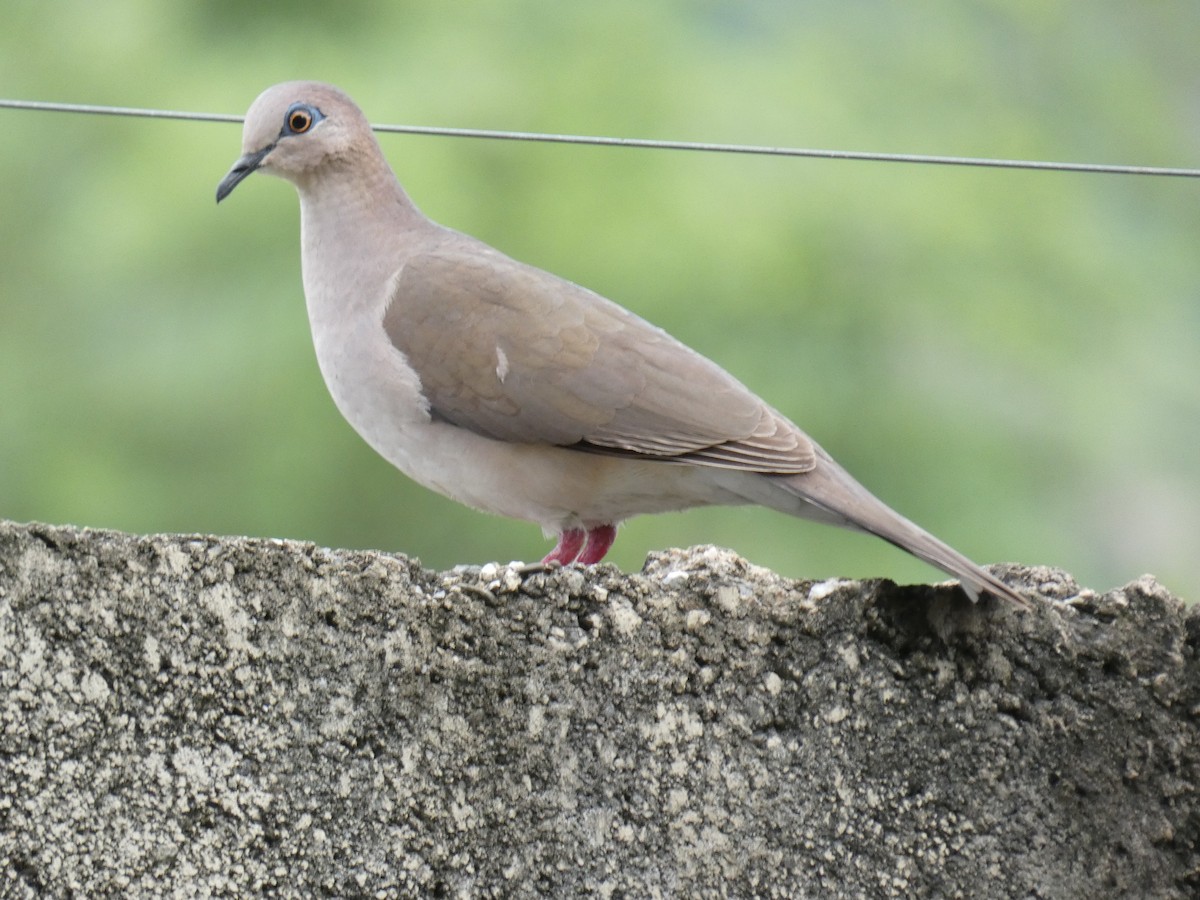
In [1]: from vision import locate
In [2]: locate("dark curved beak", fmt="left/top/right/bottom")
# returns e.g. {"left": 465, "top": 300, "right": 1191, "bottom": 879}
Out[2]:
{"left": 216, "top": 144, "right": 274, "bottom": 203}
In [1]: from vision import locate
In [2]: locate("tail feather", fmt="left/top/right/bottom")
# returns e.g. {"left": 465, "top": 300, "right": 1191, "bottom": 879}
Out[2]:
{"left": 775, "top": 447, "right": 1029, "bottom": 609}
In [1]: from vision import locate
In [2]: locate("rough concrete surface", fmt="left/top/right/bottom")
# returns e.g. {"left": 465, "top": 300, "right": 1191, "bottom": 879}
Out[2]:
{"left": 0, "top": 520, "right": 1196, "bottom": 898}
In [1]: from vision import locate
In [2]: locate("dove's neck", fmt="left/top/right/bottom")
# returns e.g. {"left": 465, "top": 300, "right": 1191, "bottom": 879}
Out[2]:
{"left": 296, "top": 149, "right": 430, "bottom": 323}
{"left": 294, "top": 150, "right": 439, "bottom": 435}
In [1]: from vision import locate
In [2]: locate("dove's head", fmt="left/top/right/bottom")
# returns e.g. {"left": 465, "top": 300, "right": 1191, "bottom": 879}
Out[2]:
{"left": 216, "top": 81, "right": 375, "bottom": 202}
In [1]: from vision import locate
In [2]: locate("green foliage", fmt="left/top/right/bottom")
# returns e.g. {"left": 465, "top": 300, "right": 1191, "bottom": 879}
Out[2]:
{"left": 1, "top": 1, "right": 1197, "bottom": 598}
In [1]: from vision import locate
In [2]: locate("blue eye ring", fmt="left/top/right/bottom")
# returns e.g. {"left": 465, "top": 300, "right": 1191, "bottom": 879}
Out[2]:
{"left": 284, "top": 103, "right": 323, "bottom": 135}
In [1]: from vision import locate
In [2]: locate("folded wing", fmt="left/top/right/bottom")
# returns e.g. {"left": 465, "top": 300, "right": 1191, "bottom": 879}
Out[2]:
{"left": 383, "top": 249, "right": 814, "bottom": 474}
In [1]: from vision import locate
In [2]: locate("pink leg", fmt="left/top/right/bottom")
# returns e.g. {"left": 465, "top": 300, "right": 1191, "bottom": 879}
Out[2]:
{"left": 575, "top": 524, "right": 617, "bottom": 565}
{"left": 542, "top": 528, "right": 585, "bottom": 565}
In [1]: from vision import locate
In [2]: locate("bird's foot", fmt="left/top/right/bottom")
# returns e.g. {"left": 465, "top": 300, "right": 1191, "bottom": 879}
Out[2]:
{"left": 542, "top": 528, "right": 586, "bottom": 565}
{"left": 575, "top": 524, "right": 616, "bottom": 565}
{"left": 541, "top": 524, "right": 617, "bottom": 566}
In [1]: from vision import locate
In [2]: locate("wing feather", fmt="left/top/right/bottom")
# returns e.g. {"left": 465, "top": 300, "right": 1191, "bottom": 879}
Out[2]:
{"left": 382, "top": 249, "right": 815, "bottom": 474}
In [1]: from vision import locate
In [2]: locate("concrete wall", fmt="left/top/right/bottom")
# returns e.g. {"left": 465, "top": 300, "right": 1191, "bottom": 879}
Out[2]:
{"left": 1, "top": 521, "right": 1196, "bottom": 897}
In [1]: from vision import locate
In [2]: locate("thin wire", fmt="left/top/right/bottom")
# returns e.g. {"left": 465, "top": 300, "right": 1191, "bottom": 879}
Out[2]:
{"left": 0, "top": 98, "right": 242, "bottom": 125}
{"left": 3, "top": 96, "right": 1198, "bottom": 179}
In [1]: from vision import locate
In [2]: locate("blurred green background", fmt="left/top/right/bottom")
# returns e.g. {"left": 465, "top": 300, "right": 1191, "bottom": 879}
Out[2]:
{"left": 1, "top": 1, "right": 1197, "bottom": 599}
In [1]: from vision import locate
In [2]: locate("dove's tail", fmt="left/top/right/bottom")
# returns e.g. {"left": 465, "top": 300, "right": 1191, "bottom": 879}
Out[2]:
{"left": 763, "top": 446, "right": 1029, "bottom": 608}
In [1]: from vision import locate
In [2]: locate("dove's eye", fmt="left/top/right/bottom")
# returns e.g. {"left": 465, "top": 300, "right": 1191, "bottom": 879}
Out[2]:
{"left": 284, "top": 104, "right": 322, "bottom": 135}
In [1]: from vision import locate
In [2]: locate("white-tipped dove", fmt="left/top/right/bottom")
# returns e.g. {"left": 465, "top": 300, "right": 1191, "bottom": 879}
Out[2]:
{"left": 217, "top": 81, "right": 1027, "bottom": 607}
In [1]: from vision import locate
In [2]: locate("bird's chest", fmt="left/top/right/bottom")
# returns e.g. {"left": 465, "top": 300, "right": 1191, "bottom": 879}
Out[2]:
{"left": 303, "top": 274, "right": 431, "bottom": 453}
